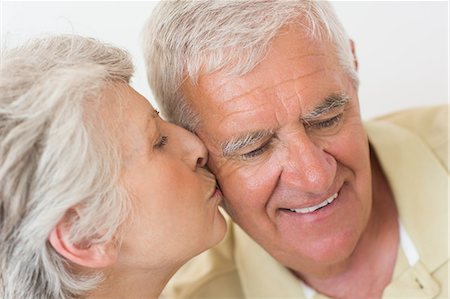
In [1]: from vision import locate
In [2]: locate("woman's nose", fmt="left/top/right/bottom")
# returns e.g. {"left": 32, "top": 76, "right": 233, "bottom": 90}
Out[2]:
{"left": 195, "top": 146, "right": 208, "bottom": 168}
{"left": 175, "top": 124, "right": 208, "bottom": 170}
{"left": 188, "top": 132, "right": 208, "bottom": 170}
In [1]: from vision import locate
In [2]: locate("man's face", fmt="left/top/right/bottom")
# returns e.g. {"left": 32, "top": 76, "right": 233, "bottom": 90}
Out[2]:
{"left": 182, "top": 26, "right": 372, "bottom": 274}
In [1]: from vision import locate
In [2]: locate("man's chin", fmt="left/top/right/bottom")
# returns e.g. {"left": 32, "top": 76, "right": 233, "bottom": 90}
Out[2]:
{"left": 274, "top": 233, "right": 361, "bottom": 278}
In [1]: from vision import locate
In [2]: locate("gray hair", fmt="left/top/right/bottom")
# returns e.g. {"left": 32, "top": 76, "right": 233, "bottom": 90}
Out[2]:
{"left": 0, "top": 35, "right": 134, "bottom": 298}
{"left": 142, "top": 0, "right": 359, "bottom": 132}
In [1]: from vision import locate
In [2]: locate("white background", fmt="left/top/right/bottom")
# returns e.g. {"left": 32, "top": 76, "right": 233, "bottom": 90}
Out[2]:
{"left": 1, "top": 1, "right": 448, "bottom": 120}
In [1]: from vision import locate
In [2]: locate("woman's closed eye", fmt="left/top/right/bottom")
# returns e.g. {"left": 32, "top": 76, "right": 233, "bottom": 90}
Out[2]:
{"left": 154, "top": 135, "right": 168, "bottom": 149}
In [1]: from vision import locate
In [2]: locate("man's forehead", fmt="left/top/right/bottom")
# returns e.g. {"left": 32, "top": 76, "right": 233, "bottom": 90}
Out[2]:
{"left": 190, "top": 74, "right": 320, "bottom": 133}
{"left": 197, "top": 98, "right": 275, "bottom": 135}
{"left": 192, "top": 26, "right": 333, "bottom": 95}
{"left": 195, "top": 102, "right": 272, "bottom": 157}
{"left": 194, "top": 62, "right": 330, "bottom": 107}
{"left": 181, "top": 24, "right": 346, "bottom": 152}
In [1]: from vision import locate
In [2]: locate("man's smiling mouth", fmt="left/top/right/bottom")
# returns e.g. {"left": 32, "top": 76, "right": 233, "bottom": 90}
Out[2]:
{"left": 285, "top": 193, "right": 339, "bottom": 214}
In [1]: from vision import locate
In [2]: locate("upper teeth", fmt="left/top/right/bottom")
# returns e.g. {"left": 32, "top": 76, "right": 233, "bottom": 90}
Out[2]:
{"left": 289, "top": 193, "right": 338, "bottom": 214}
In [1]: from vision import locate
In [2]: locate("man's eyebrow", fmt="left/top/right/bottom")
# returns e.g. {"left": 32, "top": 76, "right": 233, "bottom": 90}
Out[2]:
{"left": 302, "top": 93, "right": 349, "bottom": 121}
{"left": 221, "top": 129, "right": 274, "bottom": 157}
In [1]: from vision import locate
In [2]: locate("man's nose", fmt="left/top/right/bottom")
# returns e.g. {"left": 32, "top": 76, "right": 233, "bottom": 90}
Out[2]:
{"left": 280, "top": 134, "right": 336, "bottom": 195}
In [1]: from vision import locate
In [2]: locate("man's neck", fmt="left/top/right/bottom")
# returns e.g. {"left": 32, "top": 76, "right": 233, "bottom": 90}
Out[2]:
{"left": 296, "top": 150, "right": 400, "bottom": 299}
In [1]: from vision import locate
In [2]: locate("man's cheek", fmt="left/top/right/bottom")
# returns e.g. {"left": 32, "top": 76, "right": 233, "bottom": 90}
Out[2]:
{"left": 220, "top": 169, "right": 269, "bottom": 205}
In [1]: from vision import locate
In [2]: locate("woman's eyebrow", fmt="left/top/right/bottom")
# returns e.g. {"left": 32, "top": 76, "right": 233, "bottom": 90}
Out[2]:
{"left": 151, "top": 109, "right": 160, "bottom": 119}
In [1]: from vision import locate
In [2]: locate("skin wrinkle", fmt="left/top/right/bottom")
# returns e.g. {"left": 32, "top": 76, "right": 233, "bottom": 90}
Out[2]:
{"left": 204, "top": 49, "right": 327, "bottom": 102}
{"left": 206, "top": 64, "right": 328, "bottom": 107}
{"left": 195, "top": 44, "right": 333, "bottom": 136}
{"left": 220, "top": 107, "right": 337, "bottom": 193}
{"left": 222, "top": 94, "right": 348, "bottom": 159}
{"left": 277, "top": 84, "right": 292, "bottom": 126}
{"left": 287, "top": 53, "right": 327, "bottom": 63}
{"left": 223, "top": 68, "right": 328, "bottom": 105}
{"left": 206, "top": 75, "right": 246, "bottom": 99}
{"left": 217, "top": 101, "right": 267, "bottom": 124}
{"left": 221, "top": 127, "right": 334, "bottom": 194}
{"left": 218, "top": 71, "right": 334, "bottom": 156}
{"left": 215, "top": 93, "right": 273, "bottom": 133}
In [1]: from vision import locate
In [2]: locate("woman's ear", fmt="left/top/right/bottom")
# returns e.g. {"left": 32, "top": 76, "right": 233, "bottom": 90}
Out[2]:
{"left": 48, "top": 208, "right": 118, "bottom": 269}
{"left": 350, "top": 39, "right": 358, "bottom": 72}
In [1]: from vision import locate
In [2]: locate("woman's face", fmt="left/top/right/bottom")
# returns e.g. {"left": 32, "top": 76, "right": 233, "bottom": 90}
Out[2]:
{"left": 104, "top": 84, "right": 226, "bottom": 269}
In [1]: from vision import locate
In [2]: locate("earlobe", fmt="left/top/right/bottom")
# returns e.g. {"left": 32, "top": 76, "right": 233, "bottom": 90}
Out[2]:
{"left": 48, "top": 209, "right": 118, "bottom": 269}
{"left": 350, "top": 39, "right": 358, "bottom": 72}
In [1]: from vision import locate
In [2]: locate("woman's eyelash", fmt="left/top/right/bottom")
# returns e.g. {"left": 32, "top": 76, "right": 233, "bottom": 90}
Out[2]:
{"left": 154, "top": 135, "right": 168, "bottom": 149}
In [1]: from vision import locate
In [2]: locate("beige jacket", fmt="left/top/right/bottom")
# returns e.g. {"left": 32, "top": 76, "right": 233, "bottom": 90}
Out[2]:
{"left": 163, "top": 105, "right": 449, "bottom": 299}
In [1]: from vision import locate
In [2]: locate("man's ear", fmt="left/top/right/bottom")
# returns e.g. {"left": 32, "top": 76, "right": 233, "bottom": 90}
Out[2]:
{"left": 350, "top": 39, "right": 358, "bottom": 72}
{"left": 48, "top": 208, "right": 118, "bottom": 269}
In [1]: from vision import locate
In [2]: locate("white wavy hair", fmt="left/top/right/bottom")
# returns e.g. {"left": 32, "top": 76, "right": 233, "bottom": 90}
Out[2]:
{"left": 0, "top": 35, "right": 133, "bottom": 298}
{"left": 142, "top": 0, "right": 359, "bottom": 132}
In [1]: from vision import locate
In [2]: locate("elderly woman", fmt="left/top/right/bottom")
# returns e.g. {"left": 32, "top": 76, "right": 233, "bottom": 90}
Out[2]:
{"left": 0, "top": 35, "right": 226, "bottom": 299}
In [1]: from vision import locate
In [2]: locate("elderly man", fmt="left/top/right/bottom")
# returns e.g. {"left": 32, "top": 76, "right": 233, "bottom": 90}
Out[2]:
{"left": 142, "top": 1, "right": 448, "bottom": 298}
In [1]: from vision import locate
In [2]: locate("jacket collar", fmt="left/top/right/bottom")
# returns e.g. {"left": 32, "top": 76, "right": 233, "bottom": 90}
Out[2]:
{"left": 365, "top": 120, "right": 448, "bottom": 272}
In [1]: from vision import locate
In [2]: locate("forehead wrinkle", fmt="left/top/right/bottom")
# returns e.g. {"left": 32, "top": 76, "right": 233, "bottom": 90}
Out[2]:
{"left": 217, "top": 66, "right": 328, "bottom": 115}
{"left": 220, "top": 97, "right": 271, "bottom": 124}
{"left": 261, "top": 67, "right": 328, "bottom": 96}
{"left": 208, "top": 56, "right": 327, "bottom": 105}
{"left": 213, "top": 86, "right": 262, "bottom": 109}
{"left": 207, "top": 75, "right": 242, "bottom": 99}
{"left": 286, "top": 52, "right": 327, "bottom": 62}
{"left": 275, "top": 92, "right": 299, "bottom": 123}
{"left": 205, "top": 74, "right": 263, "bottom": 106}
{"left": 270, "top": 67, "right": 329, "bottom": 120}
